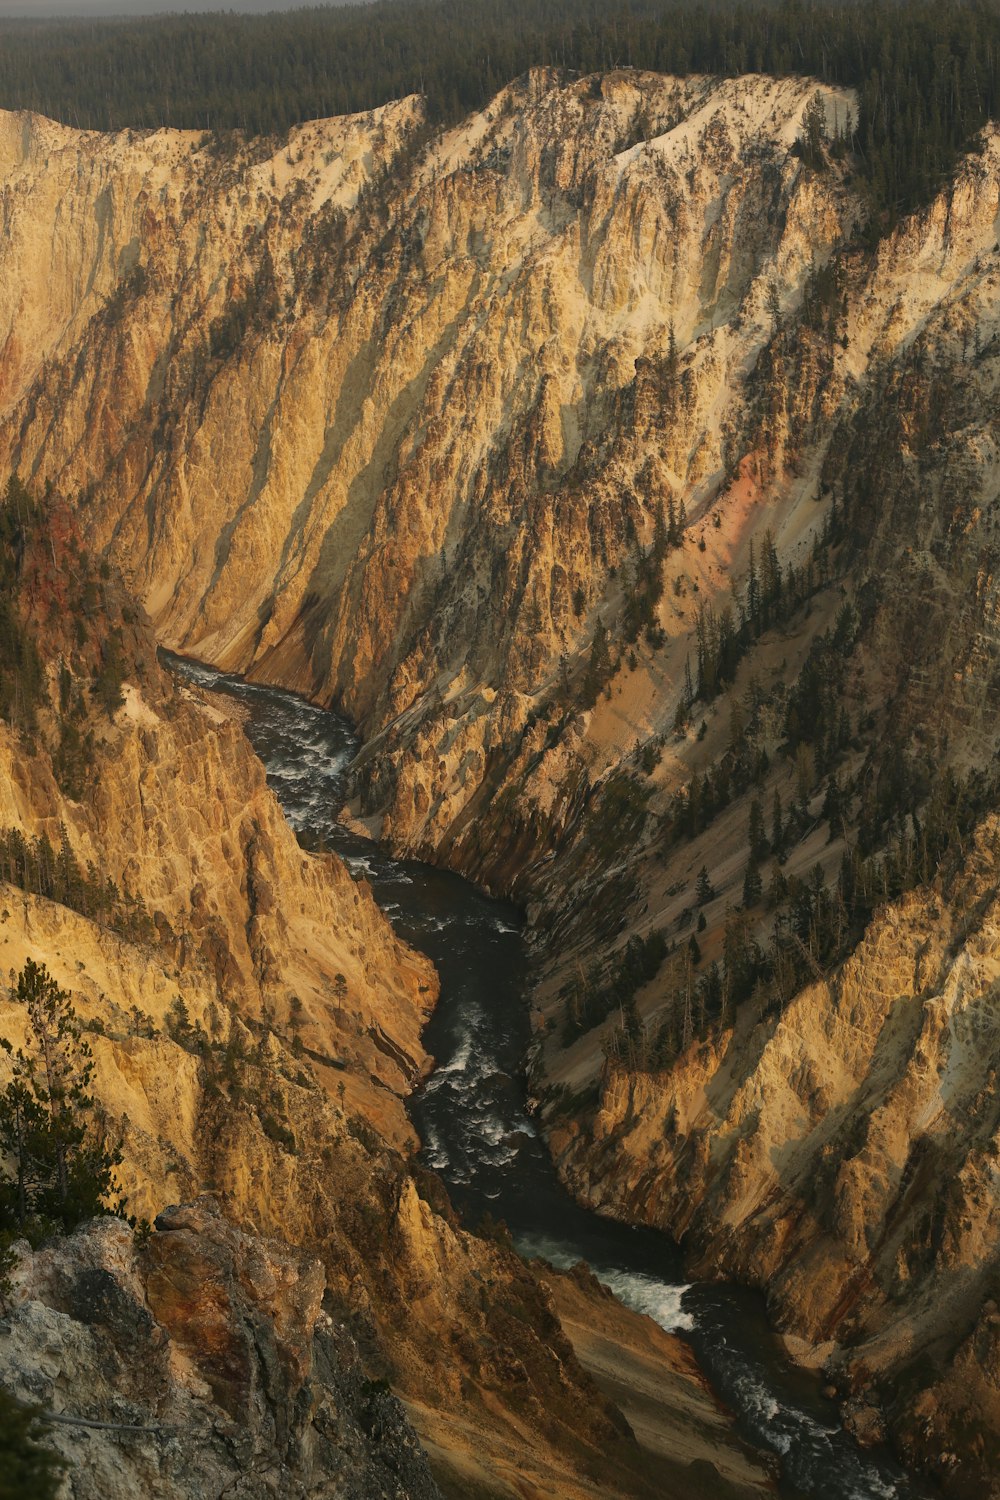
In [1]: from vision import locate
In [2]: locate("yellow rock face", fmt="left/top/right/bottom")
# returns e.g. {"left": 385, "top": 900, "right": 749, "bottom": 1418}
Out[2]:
{"left": 6, "top": 63, "right": 1000, "bottom": 1494}
{"left": 3, "top": 69, "right": 999, "bottom": 896}
{"left": 552, "top": 817, "right": 1000, "bottom": 1489}
{"left": 0, "top": 73, "right": 859, "bottom": 850}
{"left": 0, "top": 668, "right": 437, "bottom": 1145}
{"left": 0, "top": 503, "right": 725, "bottom": 1500}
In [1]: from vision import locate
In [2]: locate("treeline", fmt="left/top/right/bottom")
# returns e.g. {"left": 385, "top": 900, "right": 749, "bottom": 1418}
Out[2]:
{"left": 0, "top": 826, "right": 157, "bottom": 945}
{"left": 0, "top": 0, "right": 998, "bottom": 227}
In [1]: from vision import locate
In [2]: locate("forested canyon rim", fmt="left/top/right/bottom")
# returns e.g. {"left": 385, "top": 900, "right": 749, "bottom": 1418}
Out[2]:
{"left": 0, "top": 59, "right": 1000, "bottom": 1497}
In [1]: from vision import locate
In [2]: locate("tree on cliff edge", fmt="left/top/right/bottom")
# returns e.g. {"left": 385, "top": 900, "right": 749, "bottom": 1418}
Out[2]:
{"left": 0, "top": 958, "right": 124, "bottom": 1238}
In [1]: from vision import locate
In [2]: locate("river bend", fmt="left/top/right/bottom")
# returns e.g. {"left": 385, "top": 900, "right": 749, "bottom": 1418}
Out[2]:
{"left": 168, "top": 654, "right": 939, "bottom": 1500}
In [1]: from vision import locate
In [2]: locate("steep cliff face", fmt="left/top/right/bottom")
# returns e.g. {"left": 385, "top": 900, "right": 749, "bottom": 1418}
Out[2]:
{"left": 0, "top": 498, "right": 759, "bottom": 1499}
{"left": 1, "top": 879, "right": 703, "bottom": 1500}
{"left": 523, "top": 109, "right": 1000, "bottom": 1495}
{"left": 551, "top": 816, "right": 1000, "bottom": 1497}
{"left": 5, "top": 66, "right": 1000, "bottom": 1492}
{"left": 0, "top": 692, "right": 437, "bottom": 1134}
{"left": 0, "top": 494, "right": 436, "bottom": 1141}
{"left": 0, "top": 98, "right": 426, "bottom": 674}
{"left": 0, "top": 72, "right": 856, "bottom": 842}
{"left": 4, "top": 70, "right": 1000, "bottom": 893}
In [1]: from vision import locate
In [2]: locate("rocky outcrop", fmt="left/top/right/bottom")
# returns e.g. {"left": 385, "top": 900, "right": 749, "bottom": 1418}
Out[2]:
{"left": 0, "top": 1203, "right": 442, "bottom": 1499}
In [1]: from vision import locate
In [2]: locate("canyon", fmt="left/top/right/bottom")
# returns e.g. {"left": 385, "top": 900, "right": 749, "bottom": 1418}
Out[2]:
{"left": 0, "top": 501, "right": 755, "bottom": 1497}
{"left": 0, "top": 60, "right": 999, "bottom": 1496}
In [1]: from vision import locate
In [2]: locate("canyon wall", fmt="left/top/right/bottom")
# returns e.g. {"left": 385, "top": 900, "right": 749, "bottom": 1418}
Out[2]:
{"left": 3, "top": 68, "right": 1000, "bottom": 1492}
{"left": 2, "top": 67, "right": 998, "bottom": 894}
{"left": 551, "top": 819, "right": 1000, "bottom": 1494}
{"left": 0, "top": 505, "right": 726, "bottom": 1500}
{"left": 1, "top": 1206, "right": 444, "bottom": 1500}
{"left": 0, "top": 71, "right": 858, "bottom": 838}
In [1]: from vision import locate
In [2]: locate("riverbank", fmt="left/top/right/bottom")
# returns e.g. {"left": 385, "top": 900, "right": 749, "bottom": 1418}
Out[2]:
{"left": 542, "top": 1263, "right": 775, "bottom": 1499}
{"left": 398, "top": 1259, "right": 779, "bottom": 1500}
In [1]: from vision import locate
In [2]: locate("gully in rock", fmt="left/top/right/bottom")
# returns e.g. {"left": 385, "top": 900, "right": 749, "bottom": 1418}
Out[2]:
{"left": 166, "top": 653, "right": 941, "bottom": 1500}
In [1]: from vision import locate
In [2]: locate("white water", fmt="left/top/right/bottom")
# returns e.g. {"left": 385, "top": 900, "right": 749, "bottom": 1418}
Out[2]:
{"left": 517, "top": 1230, "right": 696, "bottom": 1332}
{"left": 166, "top": 652, "right": 941, "bottom": 1500}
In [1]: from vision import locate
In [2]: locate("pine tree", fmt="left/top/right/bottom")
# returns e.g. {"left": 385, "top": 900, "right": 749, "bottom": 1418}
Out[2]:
{"left": 822, "top": 774, "right": 844, "bottom": 840}
{"left": 748, "top": 796, "right": 768, "bottom": 862}
{"left": 0, "top": 1389, "right": 64, "bottom": 1500}
{"left": 771, "top": 788, "right": 784, "bottom": 855}
{"left": 672, "top": 697, "right": 688, "bottom": 734}
{"left": 799, "top": 90, "right": 828, "bottom": 170}
{"left": 759, "top": 529, "right": 782, "bottom": 623}
{"left": 582, "top": 618, "right": 611, "bottom": 708}
{"left": 746, "top": 539, "right": 760, "bottom": 633}
{"left": 795, "top": 743, "right": 816, "bottom": 811}
{"left": 653, "top": 499, "right": 668, "bottom": 563}
{"left": 742, "top": 859, "right": 763, "bottom": 908}
{"left": 0, "top": 959, "right": 124, "bottom": 1235}
{"left": 666, "top": 495, "right": 679, "bottom": 548}
{"left": 766, "top": 861, "right": 788, "bottom": 910}
{"left": 681, "top": 970, "right": 693, "bottom": 1051}
{"left": 729, "top": 694, "right": 746, "bottom": 755}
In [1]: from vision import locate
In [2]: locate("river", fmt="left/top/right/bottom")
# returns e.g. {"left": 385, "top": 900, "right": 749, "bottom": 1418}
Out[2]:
{"left": 167, "top": 653, "right": 940, "bottom": 1500}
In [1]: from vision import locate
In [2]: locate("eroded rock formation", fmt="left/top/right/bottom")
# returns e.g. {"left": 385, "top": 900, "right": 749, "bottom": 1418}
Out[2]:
{"left": 3, "top": 63, "right": 1000, "bottom": 1493}
{"left": 0, "top": 71, "right": 859, "bottom": 855}
{"left": 0, "top": 499, "right": 760, "bottom": 1498}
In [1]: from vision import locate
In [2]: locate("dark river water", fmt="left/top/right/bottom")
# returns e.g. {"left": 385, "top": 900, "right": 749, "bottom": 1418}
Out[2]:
{"left": 167, "top": 653, "right": 940, "bottom": 1500}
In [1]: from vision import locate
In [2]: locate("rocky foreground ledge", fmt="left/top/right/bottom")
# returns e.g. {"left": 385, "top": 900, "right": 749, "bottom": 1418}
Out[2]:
{"left": 0, "top": 1199, "right": 442, "bottom": 1500}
